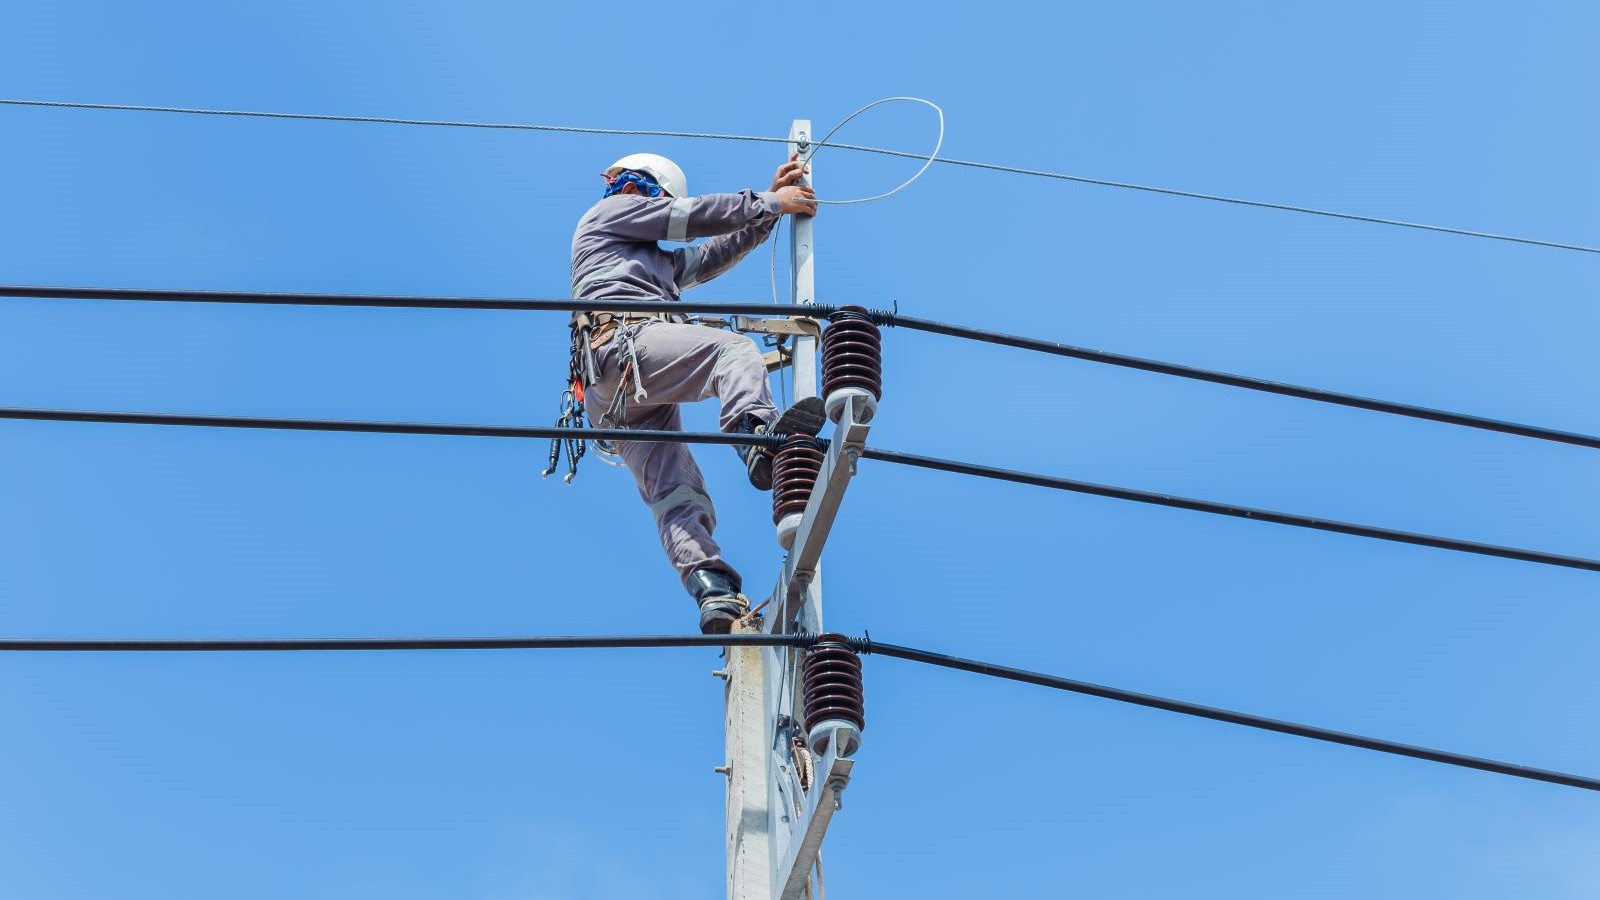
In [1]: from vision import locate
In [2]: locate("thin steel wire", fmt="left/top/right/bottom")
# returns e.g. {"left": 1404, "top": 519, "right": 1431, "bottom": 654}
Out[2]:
{"left": 802, "top": 96, "right": 944, "bottom": 205}
{"left": 825, "top": 140, "right": 1600, "bottom": 253}
{"left": 3, "top": 97, "right": 1592, "bottom": 253}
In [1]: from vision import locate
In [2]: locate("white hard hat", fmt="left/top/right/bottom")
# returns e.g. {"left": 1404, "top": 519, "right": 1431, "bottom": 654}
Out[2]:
{"left": 605, "top": 153, "right": 688, "bottom": 199}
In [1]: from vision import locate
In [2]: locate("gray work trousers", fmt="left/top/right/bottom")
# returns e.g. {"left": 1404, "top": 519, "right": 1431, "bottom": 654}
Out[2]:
{"left": 586, "top": 321, "right": 777, "bottom": 590}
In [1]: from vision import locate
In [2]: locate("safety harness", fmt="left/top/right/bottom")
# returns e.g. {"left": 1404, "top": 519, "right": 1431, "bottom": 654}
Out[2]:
{"left": 543, "top": 309, "right": 817, "bottom": 484}
{"left": 543, "top": 309, "right": 673, "bottom": 483}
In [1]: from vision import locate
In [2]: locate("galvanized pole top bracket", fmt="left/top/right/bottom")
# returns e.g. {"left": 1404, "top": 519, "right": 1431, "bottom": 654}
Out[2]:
{"left": 770, "top": 390, "right": 875, "bottom": 630}
{"left": 733, "top": 316, "right": 823, "bottom": 339}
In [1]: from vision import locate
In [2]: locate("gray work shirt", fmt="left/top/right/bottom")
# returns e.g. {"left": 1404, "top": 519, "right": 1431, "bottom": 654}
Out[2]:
{"left": 570, "top": 190, "right": 782, "bottom": 320}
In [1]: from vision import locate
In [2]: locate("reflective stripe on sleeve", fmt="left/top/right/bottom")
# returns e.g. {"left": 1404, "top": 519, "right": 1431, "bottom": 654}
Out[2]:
{"left": 666, "top": 197, "right": 694, "bottom": 242}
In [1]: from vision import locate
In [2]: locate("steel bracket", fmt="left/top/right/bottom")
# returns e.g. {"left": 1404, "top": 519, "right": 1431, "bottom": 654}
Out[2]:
{"left": 734, "top": 315, "right": 823, "bottom": 339}
{"left": 773, "top": 727, "right": 855, "bottom": 900}
{"left": 775, "top": 392, "right": 874, "bottom": 627}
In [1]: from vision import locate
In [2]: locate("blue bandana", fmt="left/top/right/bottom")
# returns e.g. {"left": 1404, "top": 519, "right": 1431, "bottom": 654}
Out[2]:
{"left": 603, "top": 171, "right": 666, "bottom": 199}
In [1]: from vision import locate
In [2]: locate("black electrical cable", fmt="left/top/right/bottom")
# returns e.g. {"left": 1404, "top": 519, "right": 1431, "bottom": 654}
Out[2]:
{"left": 0, "top": 634, "right": 812, "bottom": 652}
{"left": 859, "top": 448, "right": 1600, "bottom": 573}
{"left": 0, "top": 407, "right": 786, "bottom": 449}
{"left": 4, "top": 404, "right": 1595, "bottom": 573}
{"left": 884, "top": 315, "right": 1600, "bottom": 452}
{"left": 0, "top": 284, "right": 830, "bottom": 319}
{"left": 5, "top": 630, "right": 1597, "bottom": 793}
{"left": 855, "top": 640, "right": 1600, "bottom": 793}
{"left": 6, "top": 284, "right": 1595, "bottom": 452}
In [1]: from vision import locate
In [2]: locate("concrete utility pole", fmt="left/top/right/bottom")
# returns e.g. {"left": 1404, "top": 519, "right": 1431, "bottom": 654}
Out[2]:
{"left": 724, "top": 118, "right": 874, "bottom": 900}
{"left": 723, "top": 623, "right": 771, "bottom": 900}
{"left": 722, "top": 119, "right": 818, "bottom": 900}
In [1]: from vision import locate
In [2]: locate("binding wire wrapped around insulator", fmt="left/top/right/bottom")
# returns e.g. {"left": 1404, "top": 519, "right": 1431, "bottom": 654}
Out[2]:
{"left": 821, "top": 306, "right": 883, "bottom": 425}
{"left": 803, "top": 634, "right": 865, "bottom": 757}
{"left": 772, "top": 434, "right": 825, "bottom": 549}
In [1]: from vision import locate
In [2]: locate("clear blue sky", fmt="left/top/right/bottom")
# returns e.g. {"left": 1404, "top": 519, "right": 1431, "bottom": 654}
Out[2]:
{"left": 2, "top": 2, "right": 1598, "bottom": 897}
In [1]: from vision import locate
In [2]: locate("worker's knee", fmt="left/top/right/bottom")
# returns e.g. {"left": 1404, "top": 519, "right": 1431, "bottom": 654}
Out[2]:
{"left": 713, "top": 334, "right": 764, "bottom": 372}
{"left": 651, "top": 484, "right": 717, "bottom": 528}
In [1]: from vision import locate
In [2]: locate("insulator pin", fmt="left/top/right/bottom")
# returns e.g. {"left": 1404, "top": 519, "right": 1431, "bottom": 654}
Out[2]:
{"left": 821, "top": 307, "right": 883, "bottom": 424}
{"left": 772, "top": 434, "right": 825, "bottom": 548}
{"left": 802, "top": 634, "right": 865, "bottom": 757}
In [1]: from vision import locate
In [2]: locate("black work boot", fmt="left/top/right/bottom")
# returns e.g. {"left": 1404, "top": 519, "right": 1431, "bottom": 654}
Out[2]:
{"left": 734, "top": 397, "right": 826, "bottom": 491}
{"left": 686, "top": 567, "right": 748, "bottom": 635}
{"left": 734, "top": 415, "right": 774, "bottom": 490}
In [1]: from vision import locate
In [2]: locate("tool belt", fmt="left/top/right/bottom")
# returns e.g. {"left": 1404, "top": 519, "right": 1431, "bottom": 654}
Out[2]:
{"left": 571, "top": 310, "right": 675, "bottom": 351}
{"left": 567, "top": 309, "right": 677, "bottom": 396}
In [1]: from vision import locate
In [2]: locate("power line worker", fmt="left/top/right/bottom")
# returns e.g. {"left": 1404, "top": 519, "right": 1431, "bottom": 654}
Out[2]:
{"left": 570, "top": 151, "right": 822, "bottom": 634}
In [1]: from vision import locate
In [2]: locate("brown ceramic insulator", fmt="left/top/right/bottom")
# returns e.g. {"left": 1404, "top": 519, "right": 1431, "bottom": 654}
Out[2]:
{"left": 802, "top": 634, "right": 866, "bottom": 733}
{"left": 821, "top": 307, "right": 883, "bottom": 401}
{"left": 771, "top": 434, "right": 825, "bottom": 525}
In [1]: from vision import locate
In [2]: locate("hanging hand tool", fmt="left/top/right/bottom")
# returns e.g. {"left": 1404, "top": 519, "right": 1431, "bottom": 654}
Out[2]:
{"left": 541, "top": 387, "right": 588, "bottom": 484}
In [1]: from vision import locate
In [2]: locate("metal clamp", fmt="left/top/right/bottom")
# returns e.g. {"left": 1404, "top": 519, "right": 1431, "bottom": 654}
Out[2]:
{"left": 735, "top": 316, "right": 823, "bottom": 339}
